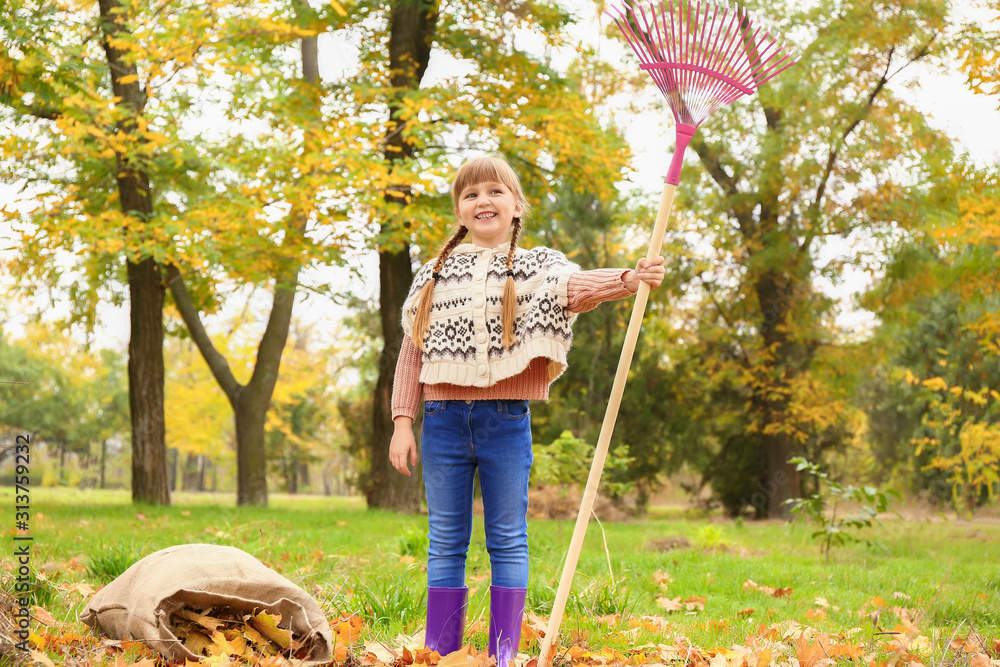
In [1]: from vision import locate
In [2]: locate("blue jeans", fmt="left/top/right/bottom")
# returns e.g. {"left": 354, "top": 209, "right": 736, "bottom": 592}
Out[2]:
{"left": 421, "top": 399, "right": 533, "bottom": 589}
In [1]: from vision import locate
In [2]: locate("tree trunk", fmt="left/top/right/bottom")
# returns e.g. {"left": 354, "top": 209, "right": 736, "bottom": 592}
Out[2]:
{"left": 99, "top": 0, "right": 170, "bottom": 506}
{"left": 197, "top": 455, "right": 206, "bottom": 492}
{"left": 287, "top": 454, "right": 298, "bottom": 494}
{"left": 365, "top": 0, "right": 439, "bottom": 511}
{"left": 369, "top": 247, "right": 421, "bottom": 510}
{"left": 299, "top": 461, "right": 310, "bottom": 489}
{"left": 100, "top": 438, "right": 107, "bottom": 489}
{"left": 167, "top": 447, "right": 178, "bottom": 492}
{"left": 127, "top": 257, "right": 170, "bottom": 504}
{"left": 754, "top": 271, "right": 801, "bottom": 519}
{"left": 235, "top": 390, "right": 270, "bottom": 506}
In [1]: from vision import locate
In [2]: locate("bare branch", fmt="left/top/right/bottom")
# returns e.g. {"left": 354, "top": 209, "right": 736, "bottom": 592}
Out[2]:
{"left": 802, "top": 32, "right": 939, "bottom": 255}
{"left": 688, "top": 132, "right": 740, "bottom": 199}
{"left": 164, "top": 263, "right": 241, "bottom": 401}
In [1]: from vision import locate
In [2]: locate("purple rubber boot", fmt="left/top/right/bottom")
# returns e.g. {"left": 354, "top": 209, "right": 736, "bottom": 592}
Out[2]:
{"left": 489, "top": 586, "right": 527, "bottom": 667}
{"left": 425, "top": 586, "right": 468, "bottom": 656}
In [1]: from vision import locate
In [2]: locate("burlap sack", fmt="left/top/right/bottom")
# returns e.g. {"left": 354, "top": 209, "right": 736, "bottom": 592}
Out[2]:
{"left": 79, "top": 543, "right": 333, "bottom": 663}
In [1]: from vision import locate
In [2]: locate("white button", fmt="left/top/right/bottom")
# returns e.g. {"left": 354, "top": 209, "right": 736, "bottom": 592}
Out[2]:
{"left": 474, "top": 272, "right": 485, "bottom": 281}
{"left": 477, "top": 364, "right": 488, "bottom": 376}
{"left": 477, "top": 332, "right": 488, "bottom": 344}
{"left": 473, "top": 297, "right": 485, "bottom": 308}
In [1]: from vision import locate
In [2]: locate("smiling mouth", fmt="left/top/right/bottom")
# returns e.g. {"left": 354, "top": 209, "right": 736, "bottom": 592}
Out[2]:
{"left": 475, "top": 212, "right": 497, "bottom": 220}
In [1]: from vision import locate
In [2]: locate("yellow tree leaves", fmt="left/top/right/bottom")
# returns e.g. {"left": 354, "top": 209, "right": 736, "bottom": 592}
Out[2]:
{"left": 958, "top": 0, "right": 1000, "bottom": 99}
{"left": 903, "top": 368, "right": 1000, "bottom": 514}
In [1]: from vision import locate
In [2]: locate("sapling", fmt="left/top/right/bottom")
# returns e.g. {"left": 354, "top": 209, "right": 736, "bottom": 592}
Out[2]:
{"left": 784, "top": 457, "right": 900, "bottom": 564}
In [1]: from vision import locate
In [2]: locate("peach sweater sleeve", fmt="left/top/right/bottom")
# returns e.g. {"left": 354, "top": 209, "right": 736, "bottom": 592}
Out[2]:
{"left": 391, "top": 335, "right": 424, "bottom": 421}
{"left": 567, "top": 268, "right": 636, "bottom": 313}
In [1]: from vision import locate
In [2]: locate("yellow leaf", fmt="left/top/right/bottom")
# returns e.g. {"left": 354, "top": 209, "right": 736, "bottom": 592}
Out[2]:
{"left": 118, "top": 74, "right": 139, "bottom": 85}
{"left": 251, "top": 612, "right": 291, "bottom": 649}
{"left": 330, "top": 0, "right": 348, "bottom": 16}
{"left": 921, "top": 376, "right": 948, "bottom": 392}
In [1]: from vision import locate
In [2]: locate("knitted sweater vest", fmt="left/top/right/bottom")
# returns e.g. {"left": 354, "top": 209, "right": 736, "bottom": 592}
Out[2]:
{"left": 401, "top": 242, "right": 580, "bottom": 388}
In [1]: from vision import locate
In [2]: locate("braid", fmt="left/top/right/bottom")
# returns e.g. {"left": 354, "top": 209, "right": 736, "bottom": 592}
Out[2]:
{"left": 412, "top": 227, "right": 469, "bottom": 351}
{"left": 501, "top": 217, "right": 522, "bottom": 349}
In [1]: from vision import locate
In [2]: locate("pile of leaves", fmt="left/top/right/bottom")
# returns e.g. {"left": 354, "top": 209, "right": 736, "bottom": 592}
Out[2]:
{"left": 169, "top": 607, "right": 313, "bottom": 661}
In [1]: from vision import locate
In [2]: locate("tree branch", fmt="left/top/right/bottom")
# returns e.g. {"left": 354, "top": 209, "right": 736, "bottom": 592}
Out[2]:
{"left": 688, "top": 132, "right": 740, "bottom": 199}
{"left": 164, "top": 264, "right": 241, "bottom": 401}
{"left": 696, "top": 272, "right": 753, "bottom": 368}
{"left": 802, "top": 32, "right": 939, "bottom": 255}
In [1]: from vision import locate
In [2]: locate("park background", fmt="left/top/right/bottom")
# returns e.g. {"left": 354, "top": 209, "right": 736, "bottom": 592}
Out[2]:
{"left": 2, "top": 0, "right": 1000, "bottom": 665}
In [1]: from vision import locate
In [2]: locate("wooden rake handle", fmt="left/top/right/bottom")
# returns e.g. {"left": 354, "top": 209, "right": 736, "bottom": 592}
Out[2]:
{"left": 538, "top": 181, "right": 678, "bottom": 667}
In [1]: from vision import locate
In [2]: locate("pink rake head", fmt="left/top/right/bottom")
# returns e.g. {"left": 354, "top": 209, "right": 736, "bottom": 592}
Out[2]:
{"left": 607, "top": 0, "right": 796, "bottom": 183}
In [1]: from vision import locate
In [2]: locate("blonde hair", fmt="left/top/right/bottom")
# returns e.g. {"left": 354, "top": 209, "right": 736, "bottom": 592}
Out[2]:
{"left": 411, "top": 155, "right": 530, "bottom": 351}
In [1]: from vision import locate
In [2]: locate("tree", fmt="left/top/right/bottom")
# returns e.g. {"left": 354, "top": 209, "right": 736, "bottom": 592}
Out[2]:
{"left": 858, "top": 158, "right": 1000, "bottom": 511}
{"left": 164, "top": 0, "right": 342, "bottom": 506}
{"left": 2, "top": 0, "right": 353, "bottom": 507}
{"left": 626, "top": 0, "right": 959, "bottom": 516}
{"left": 0, "top": 325, "right": 129, "bottom": 484}
{"left": 0, "top": 0, "right": 277, "bottom": 503}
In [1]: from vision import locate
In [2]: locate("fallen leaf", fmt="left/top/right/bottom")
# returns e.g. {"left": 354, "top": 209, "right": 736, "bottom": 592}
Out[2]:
{"left": 796, "top": 634, "right": 834, "bottom": 667}
{"left": 181, "top": 628, "right": 212, "bottom": 655}
{"left": 242, "top": 623, "right": 276, "bottom": 655}
{"left": 366, "top": 641, "right": 400, "bottom": 663}
{"left": 251, "top": 611, "right": 291, "bottom": 649}
{"left": 176, "top": 608, "right": 225, "bottom": 633}
{"left": 684, "top": 596, "right": 707, "bottom": 611}
{"left": 971, "top": 654, "right": 991, "bottom": 667}
{"left": 415, "top": 647, "right": 439, "bottom": 665}
{"left": 805, "top": 608, "right": 827, "bottom": 622}
{"left": 29, "top": 649, "right": 56, "bottom": 667}
{"left": 71, "top": 582, "right": 97, "bottom": 597}
{"left": 33, "top": 606, "right": 57, "bottom": 626}
{"left": 654, "top": 570, "right": 674, "bottom": 588}
{"left": 738, "top": 608, "right": 756, "bottom": 618}
{"left": 657, "top": 596, "right": 684, "bottom": 612}
{"left": 438, "top": 645, "right": 471, "bottom": 667}
{"left": 743, "top": 579, "right": 793, "bottom": 598}
{"left": 334, "top": 614, "right": 365, "bottom": 645}
{"left": 828, "top": 643, "right": 864, "bottom": 659}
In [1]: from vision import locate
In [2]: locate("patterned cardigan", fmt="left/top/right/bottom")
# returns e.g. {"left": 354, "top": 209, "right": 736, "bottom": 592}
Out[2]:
{"left": 401, "top": 242, "right": 580, "bottom": 388}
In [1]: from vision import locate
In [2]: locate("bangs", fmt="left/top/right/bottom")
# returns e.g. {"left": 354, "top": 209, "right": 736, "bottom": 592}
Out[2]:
{"left": 451, "top": 156, "right": 523, "bottom": 207}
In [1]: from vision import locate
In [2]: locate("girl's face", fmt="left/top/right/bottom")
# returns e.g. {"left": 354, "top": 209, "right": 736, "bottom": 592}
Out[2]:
{"left": 455, "top": 180, "right": 523, "bottom": 249}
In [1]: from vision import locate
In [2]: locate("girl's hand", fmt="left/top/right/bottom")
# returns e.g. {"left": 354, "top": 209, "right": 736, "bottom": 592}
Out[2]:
{"left": 625, "top": 256, "right": 666, "bottom": 292}
{"left": 389, "top": 417, "right": 419, "bottom": 477}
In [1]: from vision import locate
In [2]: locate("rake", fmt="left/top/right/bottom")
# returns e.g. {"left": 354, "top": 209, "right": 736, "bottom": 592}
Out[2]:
{"left": 537, "top": 1, "right": 795, "bottom": 664}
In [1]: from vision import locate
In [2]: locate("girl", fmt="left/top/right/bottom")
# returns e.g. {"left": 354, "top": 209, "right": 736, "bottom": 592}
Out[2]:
{"left": 389, "top": 155, "right": 665, "bottom": 666}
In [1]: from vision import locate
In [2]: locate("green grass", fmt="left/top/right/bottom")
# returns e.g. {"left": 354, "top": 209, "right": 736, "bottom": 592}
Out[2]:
{"left": 2, "top": 487, "right": 999, "bottom": 664}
